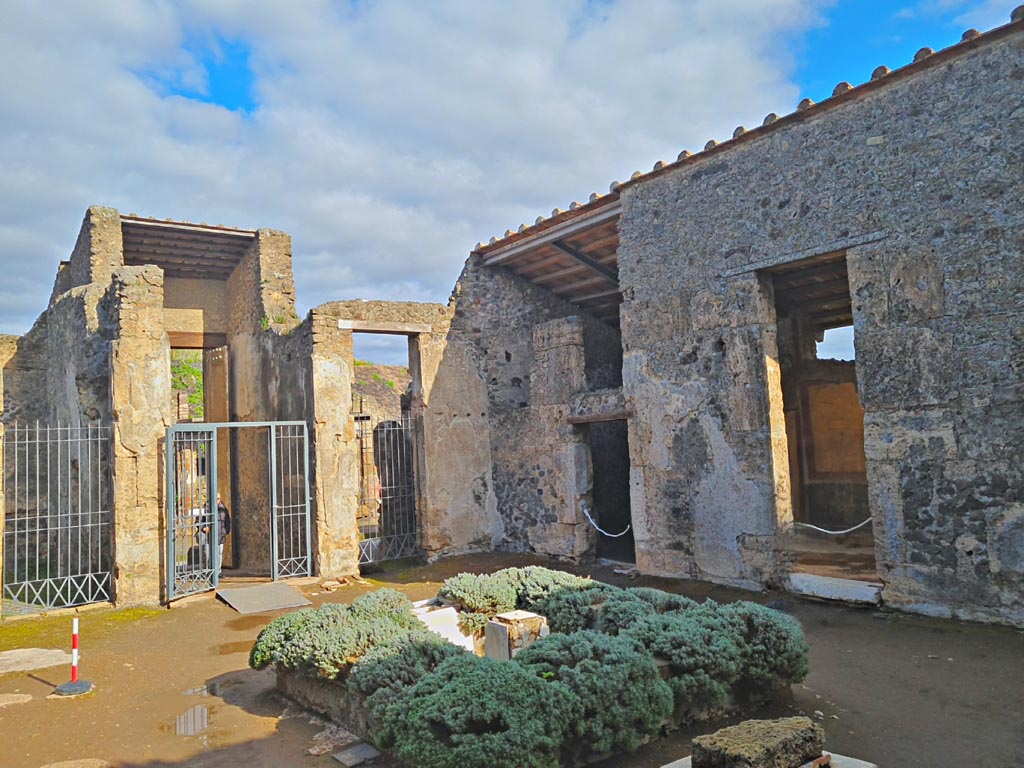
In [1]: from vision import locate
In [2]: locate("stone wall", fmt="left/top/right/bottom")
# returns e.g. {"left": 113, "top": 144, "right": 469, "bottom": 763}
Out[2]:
{"left": 617, "top": 29, "right": 1024, "bottom": 622}
{"left": 163, "top": 277, "right": 229, "bottom": 336}
{"left": 99, "top": 266, "right": 173, "bottom": 604}
{"left": 448, "top": 256, "right": 623, "bottom": 560}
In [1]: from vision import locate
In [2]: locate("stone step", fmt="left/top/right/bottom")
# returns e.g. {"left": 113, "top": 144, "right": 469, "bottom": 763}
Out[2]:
{"left": 785, "top": 573, "right": 883, "bottom": 605}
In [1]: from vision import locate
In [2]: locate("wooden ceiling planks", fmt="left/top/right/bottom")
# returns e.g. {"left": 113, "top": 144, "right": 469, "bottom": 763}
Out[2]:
{"left": 482, "top": 213, "right": 623, "bottom": 326}
{"left": 121, "top": 217, "right": 254, "bottom": 280}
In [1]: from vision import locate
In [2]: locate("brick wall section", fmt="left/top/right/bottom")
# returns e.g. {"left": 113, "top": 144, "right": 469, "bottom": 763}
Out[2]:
{"left": 618, "top": 30, "right": 1024, "bottom": 622}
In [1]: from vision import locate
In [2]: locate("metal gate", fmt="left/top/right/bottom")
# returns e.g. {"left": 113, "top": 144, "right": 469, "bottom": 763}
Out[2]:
{"left": 356, "top": 412, "right": 418, "bottom": 565}
{"left": 165, "top": 421, "right": 312, "bottom": 600}
{"left": 2, "top": 422, "right": 113, "bottom": 615}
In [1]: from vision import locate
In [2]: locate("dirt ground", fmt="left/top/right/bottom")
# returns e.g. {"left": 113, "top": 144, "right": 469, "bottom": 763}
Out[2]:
{"left": 0, "top": 553, "right": 1021, "bottom": 767}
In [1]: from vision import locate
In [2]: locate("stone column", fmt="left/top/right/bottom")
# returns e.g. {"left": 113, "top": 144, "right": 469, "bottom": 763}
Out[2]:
{"left": 309, "top": 311, "right": 360, "bottom": 577}
{"left": 104, "top": 267, "right": 172, "bottom": 605}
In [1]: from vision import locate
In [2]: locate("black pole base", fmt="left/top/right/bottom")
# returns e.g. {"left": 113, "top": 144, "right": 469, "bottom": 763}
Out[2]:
{"left": 54, "top": 680, "right": 93, "bottom": 697}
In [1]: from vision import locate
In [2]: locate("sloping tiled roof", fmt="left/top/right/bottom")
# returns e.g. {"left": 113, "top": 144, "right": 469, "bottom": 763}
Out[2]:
{"left": 475, "top": 7, "right": 1023, "bottom": 258}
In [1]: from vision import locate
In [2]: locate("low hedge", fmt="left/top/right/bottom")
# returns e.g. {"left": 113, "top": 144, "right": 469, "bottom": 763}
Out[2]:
{"left": 249, "top": 588, "right": 423, "bottom": 678}
{"left": 381, "top": 653, "right": 575, "bottom": 768}
{"left": 514, "top": 630, "right": 674, "bottom": 757}
{"left": 255, "top": 568, "right": 811, "bottom": 768}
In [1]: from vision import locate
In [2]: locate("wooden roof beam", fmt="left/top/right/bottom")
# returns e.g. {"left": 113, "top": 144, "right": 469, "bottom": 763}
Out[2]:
{"left": 549, "top": 240, "right": 619, "bottom": 284}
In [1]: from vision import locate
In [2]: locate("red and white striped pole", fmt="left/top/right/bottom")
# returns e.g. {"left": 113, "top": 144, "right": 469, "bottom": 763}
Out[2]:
{"left": 55, "top": 617, "right": 93, "bottom": 696}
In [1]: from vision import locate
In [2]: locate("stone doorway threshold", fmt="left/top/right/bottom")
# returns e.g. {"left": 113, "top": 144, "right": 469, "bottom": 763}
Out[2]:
{"left": 783, "top": 572, "right": 882, "bottom": 606}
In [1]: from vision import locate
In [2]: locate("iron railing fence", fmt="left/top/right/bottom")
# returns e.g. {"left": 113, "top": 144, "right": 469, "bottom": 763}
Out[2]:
{"left": 356, "top": 412, "right": 418, "bottom": 565}
{"left": 2, "top": 422, "right": 113, "bottom": 615}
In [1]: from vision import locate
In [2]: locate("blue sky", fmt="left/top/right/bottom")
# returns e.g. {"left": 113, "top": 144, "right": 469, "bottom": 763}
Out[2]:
{"left": 0, "top": 0, "right": 1014, "bottom": 365}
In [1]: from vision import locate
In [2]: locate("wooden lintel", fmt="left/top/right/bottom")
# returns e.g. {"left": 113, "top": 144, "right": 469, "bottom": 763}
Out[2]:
{"left": 567, "top": 408, "right": 633, "bottom": 425}
{"left": 168, "top": 331, "right": 228, "bottom": 349}
{"left": 337, "top": 319, "right": 432, "bottom": 335}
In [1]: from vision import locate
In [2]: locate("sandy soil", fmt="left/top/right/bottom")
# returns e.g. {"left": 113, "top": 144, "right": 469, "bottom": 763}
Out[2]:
{"left": 0, "top": 553, "right": 1021, "bottom": 767}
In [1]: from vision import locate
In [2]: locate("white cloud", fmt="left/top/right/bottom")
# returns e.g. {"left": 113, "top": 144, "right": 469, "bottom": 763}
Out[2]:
{"left": 0, "top": 0, "right": 834, "bottom": 347}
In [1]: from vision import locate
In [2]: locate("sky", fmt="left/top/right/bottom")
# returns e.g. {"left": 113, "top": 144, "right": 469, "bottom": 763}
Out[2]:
{"left": 0, "top": 0, "right": 1013, "bottom": 365}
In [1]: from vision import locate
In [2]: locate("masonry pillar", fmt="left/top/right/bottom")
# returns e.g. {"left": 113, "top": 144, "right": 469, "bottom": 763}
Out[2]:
{"left": 309, "top": 311, "right": 360, "bottom": 577}
{"left": 532, "top": 317, "right": 595, "bottom": 560}
{"left": 68, "top": 206, "right": 124, "bottom": 290}
{"left": 104, "top": 266, "right": 173, "bottom": 605}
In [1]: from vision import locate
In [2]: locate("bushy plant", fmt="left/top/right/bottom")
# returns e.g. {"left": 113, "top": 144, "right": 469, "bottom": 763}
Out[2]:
{"left": 507, "top": 565, "right": 595, "bottom": 609}
{"left": 595, "top": 589, "right": 658, "bottom": 635}
{"left": 438, "top": 566, "right": 595, "bottom": 635}
{"left": 622, "top": 603, "right": 745, "bottom": 714}
{"left": 438, "top": 572, "right": 518, "bottom": 634}
{"left": 628, "top": 586, "right": 699, "bottom": 614}
{"left": 349, "top": 632, "right": 466, "bottom": 738}
{"left": 532, "top": 583, "right": 622, "bottom": 633}
{"left": 515, "top": 630, "right": 673, "bottom": 756}
{"left": 718, "top": 601, "right": 810, "bottom": 694}
{"left": 383, "top": 653, "right": 575, "bottom": 768}
{"left": 248, "top": 607, "right": 316, "bottom": 669}
{"left": 249, "top": 588, "right": 420, "bottom": 678}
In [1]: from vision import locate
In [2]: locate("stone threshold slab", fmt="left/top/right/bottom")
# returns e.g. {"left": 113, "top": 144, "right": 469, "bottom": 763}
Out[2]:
{"left": 662, "top": 754, "right": 877, "bottom": 768}
{"left": 785, "top": 573, "right": 883, "bottom": 605}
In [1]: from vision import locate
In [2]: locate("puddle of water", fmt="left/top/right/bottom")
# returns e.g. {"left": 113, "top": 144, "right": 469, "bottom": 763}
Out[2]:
{"left": 212, "top": 640, "right": 253, "bottom": 656}
{"left": 226, "top": 615, "right": 270, "bottom": 631}
{"left": 161, "top": 702, "right": 216, "bottom": 749}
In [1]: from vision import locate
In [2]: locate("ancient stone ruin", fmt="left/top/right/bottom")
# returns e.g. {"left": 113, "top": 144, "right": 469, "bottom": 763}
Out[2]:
{"left": 1, "top": 10, "right": 1022, "bottom": 628}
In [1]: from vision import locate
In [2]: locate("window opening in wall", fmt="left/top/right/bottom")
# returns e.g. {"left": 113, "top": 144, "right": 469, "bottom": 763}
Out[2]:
{"left": 351, "top": 332, "right": 420, "bottom": 568}
{"left": 816, "top": 325, "right": 855, "bottom": 361}
{"left": 766, "top": 252, "right": 877, "bottom": 583}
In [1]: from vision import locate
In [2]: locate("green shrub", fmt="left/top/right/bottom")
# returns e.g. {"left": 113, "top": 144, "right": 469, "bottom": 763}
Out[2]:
{"left": 383, "top": 653, "right": 574, "bottom": 768}
{"left": 248, "top": 588, "right": 420, "bottom": 678}
{"left": 438, "top": 572, "right": 517, "bottom": 633}
{"left": 515, "top": 630, "right": 673, "bottom": 756}
{"left": 595, "top": 589, "right": 657, "bottom": 635}
{"left": 718, "top": 601, "right": 810, "bottom": 694}
{"left": 622, "top": 603, "right": 745, "bottom": 714}
{"left": 532, "top": 584, "right": 622, "bottom": 633}
{"left": 248, "top": 607, "right": 316, "bottom": 669}
{"left": 349, "top": 632, "right": 466, "bottom": 739}
{"left": 438, "top": 567, "right": 597, "bottom": 634}
{"left": 507, "top": 566, "right": 595, "bottom": 609}
{"left": 628, "top": 586, "right": 699, "bottom": 614}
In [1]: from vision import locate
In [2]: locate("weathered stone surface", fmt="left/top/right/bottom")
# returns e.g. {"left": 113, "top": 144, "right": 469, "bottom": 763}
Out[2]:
{"left": 0, "top": 648, "right": 72, "bottom": 674}
{"left": 691, "top": 717, "right": 824, "bottom": 768}
{"left": 0, "top": 693, "right": 32, "bottom": 707}
{"left": 611, "top": 29, "right": 1024, "bottom": 623}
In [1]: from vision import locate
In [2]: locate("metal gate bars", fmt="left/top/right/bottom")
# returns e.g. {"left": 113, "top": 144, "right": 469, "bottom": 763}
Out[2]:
{"left": 356, "top": 412, "right": 418, "bottom": 565}
{"left": 2, "top": 422, "right": 113, "bottom": 615}
{"left": 165, "top": 421, "right": 313, "bottom": 600}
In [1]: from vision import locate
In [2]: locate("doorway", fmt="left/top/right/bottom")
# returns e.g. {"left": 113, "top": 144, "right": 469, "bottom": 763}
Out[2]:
{"left": 765, "top": 252, "right": 877, "bottom": 583}
{"left": 164, "top": 421, "right": 312, "bottom": 600}
{"left": 588, "top": 419, "right": 635, "bottom": 562}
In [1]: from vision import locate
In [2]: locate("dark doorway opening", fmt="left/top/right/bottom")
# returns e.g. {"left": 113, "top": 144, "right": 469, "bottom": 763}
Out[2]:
{"left": 766, "top": 251, "right": 877, "bottom": 583}
{"left": 589, "top": 419, "right": 635, "bottom": 563}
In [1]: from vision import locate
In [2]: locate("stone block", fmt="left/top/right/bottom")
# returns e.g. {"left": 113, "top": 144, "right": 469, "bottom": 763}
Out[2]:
{"left": 332, "top": 742, "right": 381, "bottom": 766}
{"left": 487, "top": 610, "right": 550, "bottom": 659}
{"left": 691, "top": 717, "right": 824, "bottom": 768}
